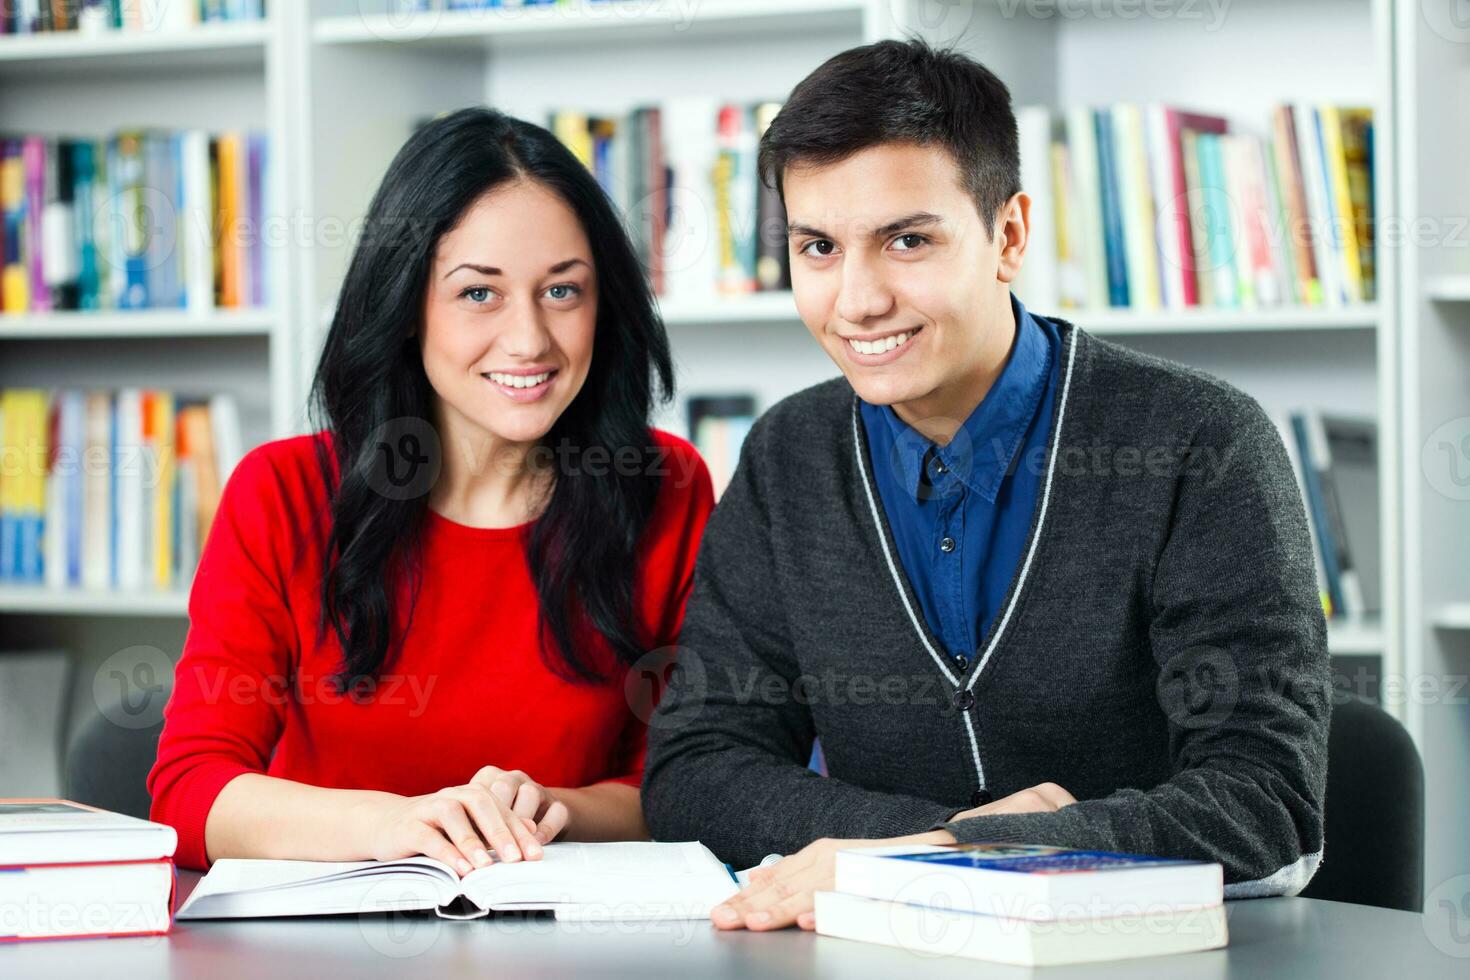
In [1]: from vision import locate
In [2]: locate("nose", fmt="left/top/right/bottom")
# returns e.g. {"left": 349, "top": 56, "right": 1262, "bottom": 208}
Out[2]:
{"left": 833, "top": 252, "right": 895, "bottom": 326}
{"left": 498, "top": 296, "right": 555, "bottom": 361}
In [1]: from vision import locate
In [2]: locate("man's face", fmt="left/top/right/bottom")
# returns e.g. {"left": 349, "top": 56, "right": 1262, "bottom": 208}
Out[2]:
{"left": 782, "top": 142, "right": 1025, "bottom": 429}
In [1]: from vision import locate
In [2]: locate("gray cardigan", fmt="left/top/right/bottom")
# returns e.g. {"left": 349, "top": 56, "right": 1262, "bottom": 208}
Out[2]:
{"left": 642, "top": 319, "right": 1331, "bottom": 897}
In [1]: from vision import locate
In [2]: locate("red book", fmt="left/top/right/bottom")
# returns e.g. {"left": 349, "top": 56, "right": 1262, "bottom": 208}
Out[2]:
{"left": 1162, "top": 108, "right": 1229, "bottom": 307}
{"left": 0, "top": 799, "right": 177, "bottom": 943}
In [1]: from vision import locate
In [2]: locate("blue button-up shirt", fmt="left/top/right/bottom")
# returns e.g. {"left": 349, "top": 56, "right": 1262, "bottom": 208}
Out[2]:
{"left": 859, "top": 292, "right": 1060, "bottom": 667}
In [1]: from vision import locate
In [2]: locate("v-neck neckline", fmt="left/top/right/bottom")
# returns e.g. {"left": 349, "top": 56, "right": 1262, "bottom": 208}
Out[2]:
{"left": 848, "top": 321, "right": 1081, "bottom": 694}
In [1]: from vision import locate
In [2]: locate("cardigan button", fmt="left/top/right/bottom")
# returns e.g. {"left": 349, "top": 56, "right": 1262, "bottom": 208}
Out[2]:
{"left": 951, "top": 689, "right": 975, "bottom": 711}
{"left": 971, "top": 789, "right": 994, "bottom": 807}
{"left": 939, "top": 536, "right": 956, "bottom": 553}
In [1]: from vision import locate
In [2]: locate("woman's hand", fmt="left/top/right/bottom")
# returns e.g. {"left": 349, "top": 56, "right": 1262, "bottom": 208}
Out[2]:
{"left": 355, "top": 779, "right": 547, "bottom": 876}
{"left": 468, "top": 766, "right": 572, "bottom": 845}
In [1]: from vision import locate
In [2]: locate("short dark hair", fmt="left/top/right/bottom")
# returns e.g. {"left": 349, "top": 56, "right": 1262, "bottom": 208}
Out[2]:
{"left": 758, "top": 38, "right": 1021, "bottom": 239}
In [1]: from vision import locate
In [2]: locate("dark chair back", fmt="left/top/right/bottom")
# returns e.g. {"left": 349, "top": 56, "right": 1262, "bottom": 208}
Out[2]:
{"left": 1300, "top": 696, "right": 1424, "bottom": 912}
{"left": 63, "top": 710, "right": 165, "bottom": 821}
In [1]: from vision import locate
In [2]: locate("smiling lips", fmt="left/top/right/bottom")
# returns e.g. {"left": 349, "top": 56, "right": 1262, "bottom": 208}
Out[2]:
{"left": 842, "top": 325, "right": 922, "bottom": 364}
{"left": 482, "top": 369, "right": 558, "bottom": 402}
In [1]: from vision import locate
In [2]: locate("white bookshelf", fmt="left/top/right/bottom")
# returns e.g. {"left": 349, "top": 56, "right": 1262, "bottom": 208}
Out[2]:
{"left": 1424, "top": 274, "right": 1470, "bottom": 303}
{"left": 3, "top": 0, "right": 1466, "bottom": 887}
{"left": 1433, "top": 604, "right": 1470, "bottom": 632}
{"left": 313, "top": 0, "right": 870, "bottom": 49}
{"left": 0, "top": 310, "right": 274, "bottom": 339}
{"left": 0, "top": 585, "right": 189, "bottom": 618}
{"left": 0, "top": 20, "right": 270, "bottom": 72}
{"left": 1398, "top": 0, "right": 1470, "bottom": 888}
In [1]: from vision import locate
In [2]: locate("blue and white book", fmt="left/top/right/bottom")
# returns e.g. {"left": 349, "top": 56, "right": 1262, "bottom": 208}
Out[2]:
{"left": 834, "top": 842, "right": 1223, "bottom": 921}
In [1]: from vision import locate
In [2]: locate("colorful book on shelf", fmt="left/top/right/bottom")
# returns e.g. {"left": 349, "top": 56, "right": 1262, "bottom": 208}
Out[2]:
{"left": 0, "top": 139, "right": 28, "bottom": 312}
{"left": 550, "top": 99, "right": 790, "bottom": 301}
{"left": 2, "top": 387, "right": 241, "bottom": 591}
{"left": 1092, "top": 109, "right": 1130, "bottom": 308}
{"left": 1021, "top": 102, "right": 1373, "bottom": 314}
{"left": 1111, "top": 103, "right": 1161, "bottom": 311}
{"left": 0, "top": 129, "right": 266, "bottom": 316}
{"left": 753, "top": 101, "right": 790, "bottom": 292}
{"left": 715, "top": 103, "right": 758, "bottom": 296}
{"left": 688, "top": 394, "right": 756, "bottom": 500}
{"left": 0, "top": 0, "right": 266, "bottom": 34}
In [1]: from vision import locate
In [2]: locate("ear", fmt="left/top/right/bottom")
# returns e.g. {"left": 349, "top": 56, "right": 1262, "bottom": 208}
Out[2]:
{"left": 994, "top": 192, "right": 1030, "bottom": 285}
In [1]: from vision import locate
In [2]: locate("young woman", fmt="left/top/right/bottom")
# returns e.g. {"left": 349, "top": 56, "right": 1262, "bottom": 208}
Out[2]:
{"left": 148, "top": 108, "right": 713, "bottom": 874}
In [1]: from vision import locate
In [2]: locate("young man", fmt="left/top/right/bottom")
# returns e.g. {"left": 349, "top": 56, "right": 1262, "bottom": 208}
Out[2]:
{"left": 642, "top": 39, "right": 1330, "bottom": 931}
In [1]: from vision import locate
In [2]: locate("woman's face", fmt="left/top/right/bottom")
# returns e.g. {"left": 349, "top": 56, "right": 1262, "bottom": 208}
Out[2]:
{"left": 420, "top": 179, "right": 598, "bottom": 453}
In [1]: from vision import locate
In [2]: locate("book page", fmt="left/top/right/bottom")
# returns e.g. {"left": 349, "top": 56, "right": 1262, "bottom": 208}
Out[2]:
{"left": 461, "top": 841, "right": 737, "bottom": 918}
{"left": 187, "top": 855, "right": 455, "bottom": 898}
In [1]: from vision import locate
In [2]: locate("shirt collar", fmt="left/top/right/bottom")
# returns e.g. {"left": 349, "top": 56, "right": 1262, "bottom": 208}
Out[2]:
{"left": 869, "top": 292, "right": 1053, "bottom": 505}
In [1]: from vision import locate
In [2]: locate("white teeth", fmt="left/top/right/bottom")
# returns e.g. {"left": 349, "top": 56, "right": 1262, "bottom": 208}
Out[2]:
{"left": 486, "top": 371, "right": 552, "bottom": 389}
{"left": 848, "top": 330, "right": 914, "bottom": 356}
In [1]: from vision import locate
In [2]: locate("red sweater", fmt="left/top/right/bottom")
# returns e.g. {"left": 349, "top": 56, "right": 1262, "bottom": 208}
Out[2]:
{"left": 148, "top": 430, "right": 712, "bottom": 870}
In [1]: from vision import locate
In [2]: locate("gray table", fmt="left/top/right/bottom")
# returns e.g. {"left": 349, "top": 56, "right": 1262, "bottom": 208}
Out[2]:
{"left": 4, "top": 872, "right": 1467, "bottom": 978}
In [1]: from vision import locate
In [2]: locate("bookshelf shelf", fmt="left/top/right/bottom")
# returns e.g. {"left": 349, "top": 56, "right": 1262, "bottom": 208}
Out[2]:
{"left": 659, "top": 292, "right": 801, "bottom": 326}
{"left": 312, "top": 0, "right": 866, "bottom": 50}
{"left": 0, "top": 585, "right": 189, "bottom": 618}
{"left": 1327, "top": 615, "right": 1385, "bottom": 655}
{"left": 1076, "top": 306, "right": 1380, "bottom": 335}
{"left": 658, "top": 292, "right": 1380, "bottom": 334}
{"left": 0, "top": 22, "right": 272, "bottom": 74}
{"left": 1433, "top": 604, "right": 1470, "bottom": 632}
{"left": 1424, "top": 275, "right": 1470, "bottom": 303}
{"left": 0, "top": 311, "right": 276, "bottom": 340}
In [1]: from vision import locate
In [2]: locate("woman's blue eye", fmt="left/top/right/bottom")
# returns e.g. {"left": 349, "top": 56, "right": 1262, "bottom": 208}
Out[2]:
{"left": 461, "top": 286, "right": 492, "bottom": 303}
{"left": 546, "top": 284, "right": 581, "bottom": 301}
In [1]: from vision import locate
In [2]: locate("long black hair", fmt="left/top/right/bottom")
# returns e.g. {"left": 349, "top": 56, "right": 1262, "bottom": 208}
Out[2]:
{"left": 309, "top": 106, "right": 674, "bottom": 686}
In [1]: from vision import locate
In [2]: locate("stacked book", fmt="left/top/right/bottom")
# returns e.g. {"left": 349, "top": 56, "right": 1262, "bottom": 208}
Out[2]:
{"left": 0, "top": 130, "right": 269, "bottom": 315}
{"left": 0, "top": 1, "right": 267, "bottom": 35}
{"left": 1017, "top": 103, "right": 1375, "bottom": 314}
{"left": 0, "top": 387, "right": 242, "bottom": 592}
{"left": 547, "top": 100, "right": 791, "bottom": 300}
{"left": 0, "top": 799, "right": 177, "bottom": 943}
{"left": 815, "top": 843, "right": 1227, "bottom": 967}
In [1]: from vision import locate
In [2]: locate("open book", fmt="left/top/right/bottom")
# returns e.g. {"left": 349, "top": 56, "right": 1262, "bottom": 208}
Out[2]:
{"left": 178, "top": 841, "right": 738, "bottom": 921}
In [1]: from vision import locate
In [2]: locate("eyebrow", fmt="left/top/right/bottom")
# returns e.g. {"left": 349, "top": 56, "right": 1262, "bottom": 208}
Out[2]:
{"left": 787, "top": 211, "right": 945, "bottom": 242}
{"left": 442, "top": 257, "right": 589, "bottom": 279}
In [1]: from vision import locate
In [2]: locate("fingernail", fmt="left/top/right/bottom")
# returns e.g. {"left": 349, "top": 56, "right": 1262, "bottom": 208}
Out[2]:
{"left": 524, "top": 841, "right": 542, "bottom": 858}
{"left": 713, "top": 906, "right": 739, "bottom": 924}
{"left": 473, "top": 849, "right": 491, "bottom": 868}
{"left": 456, "top": 859, "right": 472, "bottom": 875}
{"left": 502, "top": 846, "right": 522, "bottom": 862}
{"left": 749, "top": 912, "right": 771, "bottom": 927}
{"left": 534, "top": 830, "right": 549, "bottom": 844}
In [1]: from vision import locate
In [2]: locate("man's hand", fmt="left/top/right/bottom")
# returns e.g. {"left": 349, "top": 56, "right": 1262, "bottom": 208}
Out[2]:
{"left": 949, "top": 781, "right": 1076, "bottom": 822}
{"left": 710, "top": 782, "right": 1076, "bottom": 932}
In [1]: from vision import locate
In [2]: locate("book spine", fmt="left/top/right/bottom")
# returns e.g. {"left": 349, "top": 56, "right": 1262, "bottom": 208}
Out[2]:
{"left": 1093, "top": 109, "right": 1130, "bottom": 307}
